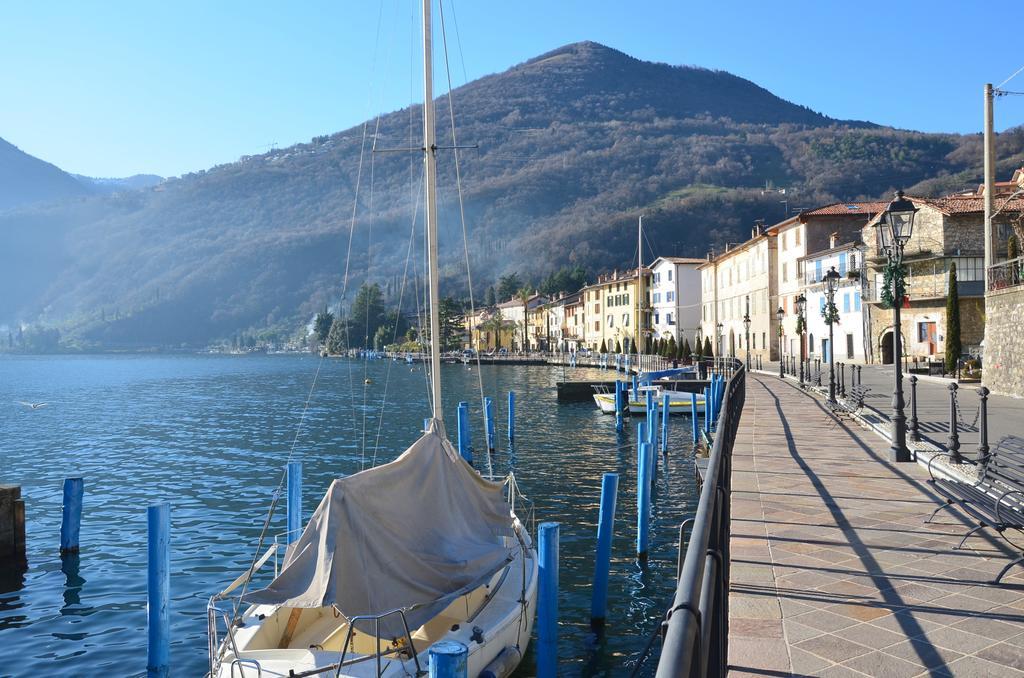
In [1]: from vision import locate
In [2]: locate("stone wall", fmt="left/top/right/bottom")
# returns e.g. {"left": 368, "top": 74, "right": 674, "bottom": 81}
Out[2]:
{"left": 985, "top": 287, "right": 1024, "bottom": 397}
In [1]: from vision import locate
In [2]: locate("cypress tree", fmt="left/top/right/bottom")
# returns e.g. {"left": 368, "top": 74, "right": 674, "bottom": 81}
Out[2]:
{"left": 680, "top": 338, "right": 691, "bottom": 362}
{"left": 630, "top": 337, "right": 638, "bottom": 354}
{"left": 703, "top": 336, "right": 713, "bottom": 357}
{"left": 694, "top": 337, "right": 703, "bottom": 359}
{"left": 600, "top": 339, "right": 607, "bottom": 354}
{"left": 945, "top": 262, "right": 961, "bottom": 374}
{"left": 668, "top": 335, "right": 678, "bottom": 358}
{"left": 614, "top": 339, "right": 622, "bottom": 354}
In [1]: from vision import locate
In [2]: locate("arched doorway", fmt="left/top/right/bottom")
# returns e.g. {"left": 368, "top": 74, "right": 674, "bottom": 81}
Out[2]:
{"left": 880, "top": 331, "right": 894, "bottom": 365}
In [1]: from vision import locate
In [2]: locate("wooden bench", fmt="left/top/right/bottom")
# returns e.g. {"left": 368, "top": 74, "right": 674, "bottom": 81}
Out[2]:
{"left": 925, "top": 435, "right": 1024, "bottom": 583}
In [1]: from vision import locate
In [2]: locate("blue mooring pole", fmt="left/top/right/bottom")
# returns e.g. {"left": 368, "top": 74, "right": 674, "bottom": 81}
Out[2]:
{"left": 637, "top": 441, "right": 652, "bottom": 561}
{"left": 703, "top": 387, "right": 711, "bottom": 434}
{"left": 661, "top": 393, "right": 670, "bottom": 453}
{"left": 645, "top": 389, "right": 654, "bottom": 445}
{"left": 614, "top": 381, "right": 624, "bottom": 433}
{"left": 428, "top": 640, "right": 468, "bottom": 678}
{"left": 60, "top": 477, "right": 84, "bottom": 555}
{"left": 507, "top": 391, "right": 515, "bottom": 443}
{"left": 287, "top": 461, "right": 302, "bottom": 544}
{"left": 537, "top": 522, "right": 560, "bottom": 678}
{"left": 484, "top": 397, "right": 495, "bottom": 452}
{"left": 590, "top": 473, "right": 619, "bottom": 629}
{"left": 691, "top": 392, "right": 699, "bottom": 443}
{"left": 457, "top": 402, "right": 472, "bottom": 465}
{"left": 147, "top": 503, "right": 170, "bottom": 677}
{"left": 632, "top": 375, "right": 639, "bottom": 400}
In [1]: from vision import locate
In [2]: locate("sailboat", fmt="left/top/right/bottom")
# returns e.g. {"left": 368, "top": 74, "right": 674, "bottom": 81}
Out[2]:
{"left": 206, "top": 3, "right": 538, "bottom": 675}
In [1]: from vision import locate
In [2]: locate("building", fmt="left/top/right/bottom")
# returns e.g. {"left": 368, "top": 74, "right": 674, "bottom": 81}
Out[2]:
{"left": 984, "top": 167, "right": 1024, "bottom": 396}
{"left": 698, "top": 225, "right": 778, "bottom": 361}
{"left": 539, "top": 291, "right": 582, "bottom": 352}
{"left": 771, "top": 202, "right": 886, "bottom": 364}
{"left": 649, "top": 256, "right": 704, "bottom": 350}
{"left": 801, "top": 241, "right": 868, "bottom": 363}
{"left": 495, "top": 293, "right": 548, "bottom": 352}
{"left": 861, "top": 193, "right": 1021, "bottom": 364}
{"left": 580, "top": 268, "right": 652, "bottom": 353}
{"left": 465, "top": 307, "right": 515, "bottom": 352}
{"left": 563, "top": 292, "right": 585, "bottom": 351}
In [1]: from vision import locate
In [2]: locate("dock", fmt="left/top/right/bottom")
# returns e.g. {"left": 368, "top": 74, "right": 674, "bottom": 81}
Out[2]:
{"left": 729, "top": 374, "right": 1024, "bottom": 676}
{"left": 556, "top": 378, "right": 707, "bottom": 402}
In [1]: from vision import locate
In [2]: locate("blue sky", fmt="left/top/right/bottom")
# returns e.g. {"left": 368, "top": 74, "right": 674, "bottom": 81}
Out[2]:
{"left": 1, "top": 0, "right": 1022, "bottom": 178}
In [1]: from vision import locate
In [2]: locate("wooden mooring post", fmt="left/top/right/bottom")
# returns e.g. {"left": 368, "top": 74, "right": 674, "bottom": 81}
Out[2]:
{"left": 0, "top": 485, "right": 27, "bottom": 570}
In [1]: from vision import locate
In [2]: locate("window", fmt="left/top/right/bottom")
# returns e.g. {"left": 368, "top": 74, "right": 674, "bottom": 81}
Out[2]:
{"left": 667, "top": 291, "right": 675, "bottom": 302}
{"left": 855, "top": 295, "right": 861, "bottom": 312}
{"left": 843, "top": 293, "right": 850, "bottom": 313}
{"left": 654, "top": 313, "right": 660, "bottom": 324}
{"left": 622, "top": 313, "right": 630, "bottom": 326}
{"left": 668, "top": 269, "right": 673, "bottom": 281}
{"left": 607, "top": 314, "right": 614, "bottom": 328}
{"left": 949, "top": 257, "right": 983, "bottom": 282}
{"left": 782, "top": 262, "right": 788, "bottom": 282}
{"left": 815, "top": 260, "right": 822, "bottom": 281}
{"left": 595, "top": 321, "right": 600, "bottom": 331}
{"left": 653, "top": 292, "right": 661, "bottom": 304}
{"left": 838, "top": 253, "right": 847, "bottom": 276}
{"left": 762, "top": 332, "right": 766, "bottom": 348}
{"left": 667, "top": 313, "right": 675, "bottom": 325}
{"left": 819, "top": 297, "right": 826, "bottom": 313}
{"left": 918, "top": 323, "right": 929, "bottom": 342}
{"left": 782, "top": 232, "right": 787, "bottom": 251}
{"left": 846, "top": 333, "right": 854, "bottom": 358}
{"left": 850, "top": 252, "right": 857, "bottom": 272}
{"left": 795, "top": 227, "right": 801, "bottom": 246}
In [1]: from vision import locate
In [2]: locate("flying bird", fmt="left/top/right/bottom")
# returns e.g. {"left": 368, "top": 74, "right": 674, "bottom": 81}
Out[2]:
{"left": 16, "top": 401, "right": 48, "bottom": 410}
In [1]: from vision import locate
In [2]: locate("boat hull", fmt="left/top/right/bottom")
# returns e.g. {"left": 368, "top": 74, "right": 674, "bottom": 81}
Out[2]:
{"left": 593, "top": 392, "right": 705, "bottom": 415}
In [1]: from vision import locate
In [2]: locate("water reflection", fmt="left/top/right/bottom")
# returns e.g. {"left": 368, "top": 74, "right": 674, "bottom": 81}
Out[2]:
{"left": 60, "top": 553, "right": 87, "bottom": 612}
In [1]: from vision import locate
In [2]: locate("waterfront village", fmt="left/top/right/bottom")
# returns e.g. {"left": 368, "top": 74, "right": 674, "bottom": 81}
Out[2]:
{"left": 463, "top": 167, "right": 1024, "bottom": 399}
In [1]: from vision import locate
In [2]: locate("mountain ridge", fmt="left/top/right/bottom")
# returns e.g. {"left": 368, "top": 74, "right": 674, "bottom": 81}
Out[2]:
{"left": 2, "top": 40, "right": 1023, "bottom": 349}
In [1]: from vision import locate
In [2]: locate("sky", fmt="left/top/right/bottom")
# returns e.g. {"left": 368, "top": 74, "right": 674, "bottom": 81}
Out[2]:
{"left": 2, "top": 0, "right": 1023, "bottom": 178}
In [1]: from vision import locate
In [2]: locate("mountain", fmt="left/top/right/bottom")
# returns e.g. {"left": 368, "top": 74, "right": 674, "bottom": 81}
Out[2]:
{"left": 72, "top": 174, "right": 164, "bottom": 194}
{"left": 0, "top": 137, "right": 93, "bottom": 211}
{"left": 2, "top": 41, "right": 1023, "bottom": 349}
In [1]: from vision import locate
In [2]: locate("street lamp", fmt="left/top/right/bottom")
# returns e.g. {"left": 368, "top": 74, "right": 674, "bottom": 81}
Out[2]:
{"left": 716, "top": 322, "right": 724, "bottom": 368}
{"left": 824, "top": 266, "right": 842, "bottom": 403}
{"left": 775, "top": 306, "right": 785, "bottom": 378}
{"left": 743, "top": 304, "right": 752, "bottom": 372}
{"left": 877, "top": 190, "right": 918, "bottom": 462}
{"left": 796, "top": 293, "right": 807, "bottom": 386}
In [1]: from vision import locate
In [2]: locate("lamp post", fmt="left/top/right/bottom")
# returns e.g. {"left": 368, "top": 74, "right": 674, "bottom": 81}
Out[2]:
{"left": 877, "top": 190, "right": 917, "bottom": 463}
{"left": 716, "top": 321, "right": 723, "bottom": 364}
{"left": 796, "top": 293, "right": 807, "bottom": 386}
{"left": 824, "top": 266, "right": 841, "bottom": 404}
{"left": 694, "top": 326, "right": 703, "bottom": 376}
{"left": 775, "top": 306, "right": 785, "bottom": 378}
{"left": 743, "top": 296, "right": 751, "bottom": 372}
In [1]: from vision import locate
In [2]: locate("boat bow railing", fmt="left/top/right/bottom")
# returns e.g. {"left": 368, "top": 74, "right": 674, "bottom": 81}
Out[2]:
{"left": 655, "top": 357, "right": 745, "bottom": 677}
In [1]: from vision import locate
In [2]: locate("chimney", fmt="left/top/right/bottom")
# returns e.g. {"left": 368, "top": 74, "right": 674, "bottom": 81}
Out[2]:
{"left": 829, "top": 232, "right": 839, "bottom": 249}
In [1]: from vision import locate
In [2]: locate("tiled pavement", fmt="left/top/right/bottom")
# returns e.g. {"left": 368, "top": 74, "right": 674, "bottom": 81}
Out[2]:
{"left": 729, "top": 374, "right": 1024, "bottom": 677}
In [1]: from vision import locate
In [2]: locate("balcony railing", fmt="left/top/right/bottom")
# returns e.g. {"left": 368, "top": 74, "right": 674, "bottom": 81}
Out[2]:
{"left": 988, "top": 257, "right": 1024, "bottom": 292}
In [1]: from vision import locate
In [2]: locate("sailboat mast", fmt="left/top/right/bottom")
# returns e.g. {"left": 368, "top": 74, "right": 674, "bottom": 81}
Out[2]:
{"left": 422, "top": 0, "right": 443, "bottom": 422}
{"left": 637, "top": 215, "right": 643, "bottom": 354}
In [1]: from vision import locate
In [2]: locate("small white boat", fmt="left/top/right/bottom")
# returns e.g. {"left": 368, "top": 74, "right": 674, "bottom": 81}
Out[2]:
{"left": 593, "top": 385, "right": 705, "bottom": 415}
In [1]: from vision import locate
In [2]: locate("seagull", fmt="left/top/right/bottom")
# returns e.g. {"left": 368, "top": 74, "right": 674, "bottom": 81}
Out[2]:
{"left": 17, "top": 401, "right": 48, "bottom": 410}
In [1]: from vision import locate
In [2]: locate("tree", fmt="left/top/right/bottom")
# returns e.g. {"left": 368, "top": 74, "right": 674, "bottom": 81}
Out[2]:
{"left": 703, "top": 336, "right": 713, "bottom": 357}
{"left": 516, "top": 286, "right": 533, "bottom": 351}
{"left": 314, "top": 308, "right": 334, "bottom": 345}
{"left": 680, "top": 338, "right": 691, "bottom": 363}
{"left": 614, "top": 339, "right": 622, "bottom": 354}
{"left": 694, "top": 336, "right": 703, "bottom": 359}
{"left": 629, "top": 337, "right": 638, "bottom": 354}
{"left": 484, "top": 286, "right": 497, "bottom": 307}
{"left": 668, "top": 335, "right": 678, "bottom": 359}
{"left": 945, "top": 262, "right": 961, "bottom": 374}
{"left": 438, "top": 297, "right": 464, "bottom": 351}
{"left": 350, "top": 283, "right": 385, "bottom": 349}
{"left": 599, "top": 339, "right": 607, "bottom": 353}
{"left": 497, "top": 273, "right": 523, "bottom": 301}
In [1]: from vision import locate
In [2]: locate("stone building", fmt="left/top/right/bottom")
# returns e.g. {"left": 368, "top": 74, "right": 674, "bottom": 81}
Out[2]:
{"left": 580, "top": 267, "right": 652, "bottom": 353}
{"left": 861, "top": 194, "right": 1022, "bottom": 364}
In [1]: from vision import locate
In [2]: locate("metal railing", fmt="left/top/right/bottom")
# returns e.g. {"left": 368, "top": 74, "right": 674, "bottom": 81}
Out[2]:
{"left": 988, "top": 256, "right": 1024, "bottom": 292}
{"left": 655, "top": 357, "right": 746, "bottom": 678}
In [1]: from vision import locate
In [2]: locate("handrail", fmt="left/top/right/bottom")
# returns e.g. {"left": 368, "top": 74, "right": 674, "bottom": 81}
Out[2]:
{"left": 655, "top": 357, "right": 745, "bottom": 677}
{"left": 988, "top": 256, "right": 1024, "bottom": 292}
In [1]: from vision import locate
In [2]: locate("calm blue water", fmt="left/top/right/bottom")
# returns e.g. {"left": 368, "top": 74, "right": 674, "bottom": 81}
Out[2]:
{"left": 0, "top": 354, "right": 699, "bottom": 676}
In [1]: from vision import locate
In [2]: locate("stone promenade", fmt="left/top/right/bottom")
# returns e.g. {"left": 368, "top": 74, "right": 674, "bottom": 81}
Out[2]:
{"left": 729, "top": 374, "right": 1024, "bottom": 677}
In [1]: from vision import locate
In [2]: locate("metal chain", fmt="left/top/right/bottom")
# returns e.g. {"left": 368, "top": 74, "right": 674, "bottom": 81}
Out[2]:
{"left": 952, "top": 388, "right": 981, "bottom": 431}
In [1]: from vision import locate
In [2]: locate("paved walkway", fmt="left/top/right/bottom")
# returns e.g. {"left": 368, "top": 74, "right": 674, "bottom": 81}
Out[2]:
{"left": 762, "top": 360, "right": 1024, "bottom": 454}
{"left": 729, "top": 374, "right": 1024, "bottom": 677}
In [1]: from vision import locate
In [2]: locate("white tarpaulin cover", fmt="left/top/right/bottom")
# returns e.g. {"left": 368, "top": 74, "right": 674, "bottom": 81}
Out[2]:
{"left": 246, "top": 422, "right": 516, "bottom": 637}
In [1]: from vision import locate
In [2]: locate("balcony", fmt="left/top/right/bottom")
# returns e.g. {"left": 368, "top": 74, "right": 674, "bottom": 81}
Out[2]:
{"left": 988, "top": 257, "right": 1024, "bottom": 293}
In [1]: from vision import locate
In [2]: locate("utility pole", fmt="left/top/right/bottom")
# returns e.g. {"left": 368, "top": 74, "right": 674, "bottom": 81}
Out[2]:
{"left": 984, "top": 83, "right": 995, "bottom": 275}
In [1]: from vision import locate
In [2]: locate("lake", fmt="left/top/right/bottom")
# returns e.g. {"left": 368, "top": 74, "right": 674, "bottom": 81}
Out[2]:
{"left": 0, "top": 354, "right": 699, "bottom": 676}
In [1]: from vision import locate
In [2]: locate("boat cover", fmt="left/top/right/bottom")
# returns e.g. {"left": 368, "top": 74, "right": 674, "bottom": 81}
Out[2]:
{"left": 246, "top": 421, "right": 517, "bottom": 637}
{"left": 639, "top": 366, "right": 696, "bottom": 383}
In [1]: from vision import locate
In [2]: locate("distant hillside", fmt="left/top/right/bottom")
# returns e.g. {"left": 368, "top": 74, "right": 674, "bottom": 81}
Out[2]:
{"left": 72, "top": 174, "right": 164, "bottom": 194}
{"left": 0, "top": 137, "right": 92, "bottom": 211}
{"left": 2, "top": 41, "right": 1023, "bottom": 349}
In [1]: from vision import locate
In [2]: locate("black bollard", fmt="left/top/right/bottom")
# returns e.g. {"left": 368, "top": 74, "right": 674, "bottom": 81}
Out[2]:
{"left": 947, "top": 382, "right": 962, "bottom": 464}
{"left": 839, "top": 363, "right": 846, "bottom": 398}
{"left": 977, "top": 386, "right": 990, "bottom": 461}
{"left": 816, "top": 359, "right": 822, "bottom": 387}
{"left": 908, "top": 376, "right": 920, "bottom": 442}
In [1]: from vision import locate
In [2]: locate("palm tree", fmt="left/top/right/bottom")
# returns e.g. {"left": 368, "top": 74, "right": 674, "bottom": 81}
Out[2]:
{"left": 516, "top": 286, "right": 533, "bottom": 352}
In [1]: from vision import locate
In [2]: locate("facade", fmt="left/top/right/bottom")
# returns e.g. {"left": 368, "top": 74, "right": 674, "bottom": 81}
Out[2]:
{"left": 860, "top": 195, "right": 1019, "bottom": 364}
{"left": 772, "top": 202, "right": 886, "bottom": 364}
{"left": 495, "top": 294, "right": 547, "bottom": 352}
{"left": 564, "top": 293, "right": 585, "bottom": 351}
{"left": 698, "top": 227, "right": 778, "bottom": 361}
{"left": 649, "top": 257, "right": 704, "bottom": 350}
{"left": 801, "top": 243, "right": 869, "bottom": 364}
{"left": 465, "top": 307, "right": 514, "bottom": 351}
{"left": 580, "top": 268, "right": 652, "bottom": 353}
{"left": 983, "top": 167, "right": 1024, "bottom": 396}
